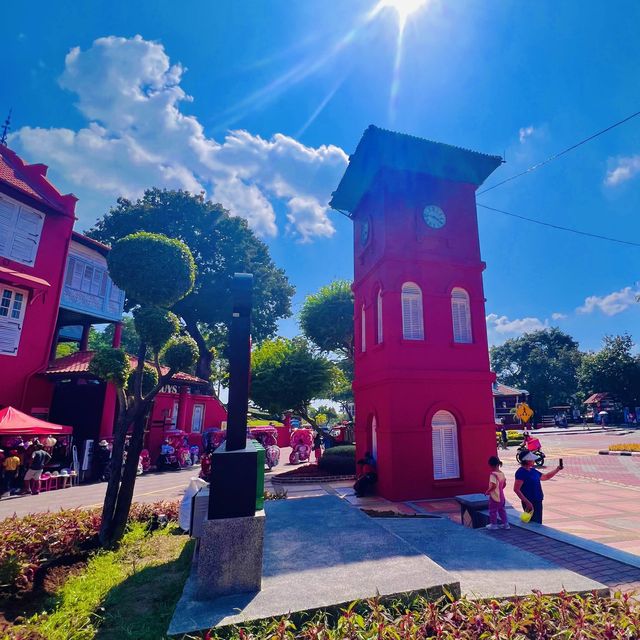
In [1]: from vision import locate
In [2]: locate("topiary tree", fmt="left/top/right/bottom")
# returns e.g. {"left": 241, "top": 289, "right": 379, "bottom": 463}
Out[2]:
{"left": 90, "top": 232, "right": 197, "bottom": 547}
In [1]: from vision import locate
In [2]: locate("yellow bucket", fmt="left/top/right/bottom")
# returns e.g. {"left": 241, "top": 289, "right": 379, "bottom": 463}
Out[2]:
{"left": 520, "top": 511, "right": 532, "bottom": 523}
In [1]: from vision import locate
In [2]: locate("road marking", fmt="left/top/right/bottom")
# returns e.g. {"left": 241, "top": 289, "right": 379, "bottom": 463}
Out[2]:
{"left": 85, "top": 482, "right": 188, "bottom": 509}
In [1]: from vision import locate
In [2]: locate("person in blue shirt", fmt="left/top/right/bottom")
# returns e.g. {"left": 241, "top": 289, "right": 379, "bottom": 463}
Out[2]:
{"left": 513, "top": 451, "right": 562, "bottom": 524}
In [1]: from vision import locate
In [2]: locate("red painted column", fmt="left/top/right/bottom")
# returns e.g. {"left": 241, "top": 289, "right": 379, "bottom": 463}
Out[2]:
{"left": 112, "top": 322, "right": 123, "bottom": 348}
{"left": 98, "top": 322, "right": 123, "bottom": 440}
{"left": 176, "top": 386, "right": 189, "bottom": 431}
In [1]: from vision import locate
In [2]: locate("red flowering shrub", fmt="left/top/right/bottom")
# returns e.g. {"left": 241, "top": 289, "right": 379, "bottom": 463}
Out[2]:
{"left": 0, "top": 499, "right": 180, "bottom": 592}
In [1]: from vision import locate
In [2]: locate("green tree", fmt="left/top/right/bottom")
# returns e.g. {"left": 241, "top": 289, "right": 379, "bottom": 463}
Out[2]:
{"left": 88, "top": 189, "right": 294, "bottom": 383}
{"left": 311, "top": 404, "right": 339, "bottom": 423}
{"left": 89, "top": 317, "right": 141, "bottom": 355}
{"left": 490, "top": 328, "right": 583, "bottom": 415}
{"left": 328, "top": 362, "right": 354, "bottom": 420}
{"left": 578, "top": 334, "right": 640, "bottom": 405}
{"left": 300, "top": 280, "right": 354, "bottom": 359}
{"left": 250, "top": 337, "right": 334, "bottom": 427}
{"left": 89, "top": 232, "right": 197, "bottom": 547}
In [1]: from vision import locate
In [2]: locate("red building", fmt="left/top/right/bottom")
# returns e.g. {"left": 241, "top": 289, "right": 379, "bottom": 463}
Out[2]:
{"left": 0, "top": 145, "right": 77, "bottom": 411}
{"left": 0, "top": 145, "right": 226, "bottom": 467}
{"left": 330, "top": 126, "right": 502, "bottom": 501}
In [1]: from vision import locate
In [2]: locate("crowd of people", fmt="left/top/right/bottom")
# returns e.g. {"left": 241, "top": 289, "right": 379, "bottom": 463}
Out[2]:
{"left": 0, "top": 437, "right": 69, "bottom": 498}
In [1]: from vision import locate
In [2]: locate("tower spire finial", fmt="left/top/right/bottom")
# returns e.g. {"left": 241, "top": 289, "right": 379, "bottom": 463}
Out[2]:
{"left": 0, "top": 108, "right": 12, "bottom": 146}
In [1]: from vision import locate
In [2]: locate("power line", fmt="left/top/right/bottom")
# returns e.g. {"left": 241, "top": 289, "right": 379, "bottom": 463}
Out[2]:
{"left": 477, "top": 203, "right": 640, "bottom": 248}
{"left": 478, "top": 108, "right": 640, "bottom": 196}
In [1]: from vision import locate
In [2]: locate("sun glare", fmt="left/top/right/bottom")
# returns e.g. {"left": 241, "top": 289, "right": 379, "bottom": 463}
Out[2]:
{"left": 373, "top": 0, "right": 429, "bottom": 31}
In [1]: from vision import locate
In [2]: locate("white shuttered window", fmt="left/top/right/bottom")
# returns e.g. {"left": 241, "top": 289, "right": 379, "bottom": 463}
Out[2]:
{"left": 376, "top": 290, "right": 383, "bottom": 344}
{"left": 0, "top": 194, "right": 45, "bottom": 266}
{"left": 401, "top": 282, "right": 424, "bottom": 340}
{"left": 431, "top": 410, "right": 460, "bottom": 480}
{"left": 0, "top": 285, "right": 27, "bottom": 356}
{"left": 451, "top": 288, "right": 472, "bottom": 343}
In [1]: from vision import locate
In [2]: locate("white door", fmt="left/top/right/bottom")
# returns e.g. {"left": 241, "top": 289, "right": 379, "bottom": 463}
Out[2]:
{"left": 191, "top": 404, "right": 205, "bottom": 433}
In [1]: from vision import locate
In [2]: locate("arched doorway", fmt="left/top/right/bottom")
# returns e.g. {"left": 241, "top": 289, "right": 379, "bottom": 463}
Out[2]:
{"left": 431, "top": 410, "right": 459, "bottom": 480}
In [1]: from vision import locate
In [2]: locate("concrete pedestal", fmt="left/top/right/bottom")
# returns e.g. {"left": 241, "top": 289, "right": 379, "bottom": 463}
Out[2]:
{"left": 197, "top": 512, "right": 266, "bottom": 599}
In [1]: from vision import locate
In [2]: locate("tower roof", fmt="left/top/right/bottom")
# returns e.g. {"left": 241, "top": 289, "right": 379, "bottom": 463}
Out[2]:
{"left": 330, "top": 125, "right": 503, "bottom": 214}
{"left": 0, "top": 145, "right": 77, "bottom": 217}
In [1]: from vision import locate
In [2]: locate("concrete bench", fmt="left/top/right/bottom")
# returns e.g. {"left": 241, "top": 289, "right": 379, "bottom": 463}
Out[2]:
{"left": 455, "top": 493, "right": 489, "bottom": 528}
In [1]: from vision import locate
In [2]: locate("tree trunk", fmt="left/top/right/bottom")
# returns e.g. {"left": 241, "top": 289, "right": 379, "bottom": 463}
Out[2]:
{"left": 108, "top": 411, "right": 148, "bottom": 544}
{"left": 184, "top": 318, "right": 213, "bottom": 389}
{"left": 99, "top": 402, "right": 129, "bottom": 546}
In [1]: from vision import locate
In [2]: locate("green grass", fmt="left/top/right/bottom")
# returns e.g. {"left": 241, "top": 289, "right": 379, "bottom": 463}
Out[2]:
{"left": 10, "top": 524, "right": 194, "bottom": 640}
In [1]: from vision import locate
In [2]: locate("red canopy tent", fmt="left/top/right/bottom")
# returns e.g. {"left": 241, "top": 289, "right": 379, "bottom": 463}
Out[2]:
{"left": 0, "top": 406, "right": 72, "bottom": 435}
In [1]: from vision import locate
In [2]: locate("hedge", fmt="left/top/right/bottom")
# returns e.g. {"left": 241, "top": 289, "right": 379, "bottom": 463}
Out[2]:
{"left": 319, "top": 445, "right": 356, "bottom": 475}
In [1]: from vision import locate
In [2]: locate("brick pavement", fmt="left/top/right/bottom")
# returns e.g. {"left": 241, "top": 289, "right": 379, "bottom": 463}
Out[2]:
{"left": 411, "top": 497, "right": 640, "bottom": 595}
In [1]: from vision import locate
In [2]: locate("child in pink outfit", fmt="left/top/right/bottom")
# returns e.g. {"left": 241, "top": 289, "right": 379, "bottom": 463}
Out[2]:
{"left": 485, "top": 456, "right": 509, "bottom": 530}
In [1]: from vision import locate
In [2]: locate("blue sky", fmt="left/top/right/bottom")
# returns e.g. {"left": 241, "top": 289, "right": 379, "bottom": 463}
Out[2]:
{"left": 3, "top": 0, "right": 640, "bottom": 351}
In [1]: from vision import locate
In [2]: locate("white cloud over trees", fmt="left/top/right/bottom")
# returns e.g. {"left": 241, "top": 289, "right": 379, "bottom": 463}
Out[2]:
{"left": 11, "top": 35, "right": 348, "bottom": 241}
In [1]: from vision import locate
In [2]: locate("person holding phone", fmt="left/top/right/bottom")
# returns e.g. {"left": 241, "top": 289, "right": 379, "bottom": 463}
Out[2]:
{"left": 513, "top": 453, "right": 562, "bottom": 524}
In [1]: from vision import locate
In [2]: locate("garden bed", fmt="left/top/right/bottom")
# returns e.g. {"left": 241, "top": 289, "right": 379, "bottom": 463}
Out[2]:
{"left": 272, "top": 463, "right": 355, "bottom": 484}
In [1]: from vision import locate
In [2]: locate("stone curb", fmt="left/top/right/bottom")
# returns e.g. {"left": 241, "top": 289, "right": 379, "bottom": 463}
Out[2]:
{"left": 272, "top": 474, "right": 355, "bottom": 485}
{"left": 478, "top": 507, "right": 640, "bottom": 570}
{"left": 598, "top": 450, "right": 640, "bottom": 456}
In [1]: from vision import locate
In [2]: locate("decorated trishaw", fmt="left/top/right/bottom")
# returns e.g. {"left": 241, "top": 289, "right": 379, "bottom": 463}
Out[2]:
{"left": 289, "top": 428, "right": 314, "bottom": 464}
{"left": 249, "top": 425, "right": 280, "bottom": 470}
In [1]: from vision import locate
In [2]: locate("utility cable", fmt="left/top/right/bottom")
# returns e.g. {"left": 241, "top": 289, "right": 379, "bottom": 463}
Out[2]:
{"left": 478, "top": 109, "right": 640, "bottom": 196}
{"left": 477, "top": 203, "right": 640, "bottom": 248}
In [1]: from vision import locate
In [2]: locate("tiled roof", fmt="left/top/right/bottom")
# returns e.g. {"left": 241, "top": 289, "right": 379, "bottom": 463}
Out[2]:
{"left": 492, "top": 382, "right": 528, "bottom": 396}
{"left": 46, "top": 350, "right": 208, "bottom": 386}
{"left": 0, "top": 145, "right": 77, "bottom": 216}
{"left": 71, "top": 232, "right": 111, "bottom": 256}
{"left": 330, "top": 125, "right": 504, "bottom": 213}
{"left": 584, "top": 392, "right": 611, "bottom": 404}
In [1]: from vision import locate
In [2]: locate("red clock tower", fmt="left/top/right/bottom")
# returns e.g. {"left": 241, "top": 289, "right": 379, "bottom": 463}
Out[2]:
{"left": 330, "top": 126, "right": 503, "bottom": 501}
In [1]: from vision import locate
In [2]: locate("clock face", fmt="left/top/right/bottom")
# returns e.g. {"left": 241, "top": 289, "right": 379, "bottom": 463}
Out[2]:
{"left": 423, "top": 205, "right": 446, "bottom": 229}
{"left": 360, "top": 219, "right": 370, "bottom": 246}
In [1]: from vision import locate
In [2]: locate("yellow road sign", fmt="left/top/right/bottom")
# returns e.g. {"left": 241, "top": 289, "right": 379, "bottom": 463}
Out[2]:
{"left": 516, "top": 402, "right": 534, "bottom": 423}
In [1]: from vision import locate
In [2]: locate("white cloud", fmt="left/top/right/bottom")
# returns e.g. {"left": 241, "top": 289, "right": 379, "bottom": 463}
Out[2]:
{"left": 11, "top": 35, "right": 348, "bottom": 241}
{"left": 486, "top": 313, "right": 547, "bottom": 335}
{"left": 551, "top": 312, "right": 567, "bottom": 321}
{"left": 604, "top": 155, "right": 640, "bottom": 187}
{"left": 518, "top": 125, "right": 535, "bottom": 143}
{"left": 577, "top": 286, "right": 639, "bottom": 316}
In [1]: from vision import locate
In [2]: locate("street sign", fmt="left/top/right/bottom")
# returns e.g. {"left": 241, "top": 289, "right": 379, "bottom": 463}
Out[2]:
{"left": 516, "top": 402, "right": 534, "bottom": 423}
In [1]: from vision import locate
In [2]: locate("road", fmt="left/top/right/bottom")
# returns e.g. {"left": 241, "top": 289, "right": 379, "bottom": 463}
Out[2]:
{"left": 0, "top": 467, "right": 198, "bottom": 520}
{"left": 2, "top": 430, "right": 639, "bottom": 522}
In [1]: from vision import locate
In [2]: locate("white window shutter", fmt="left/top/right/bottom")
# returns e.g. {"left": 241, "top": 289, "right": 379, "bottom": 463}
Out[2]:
{"left": 452, "top": 288, "right": 472, "bottom": 343}
{"left": 10, "top": 207, "right": 44, "bottom": 266}
{"left": 361, "top": 304, "right": 366, "bottom": 352}
{"left": 0, "top": 196, "right": 18, "bottom": 256}
{"left": 0, "top": 321, "right": 21, "bottom": 355}
{"left": 402, "top": 283, "right": 424, "bottom": 340}
{"left": 432, "top": 410, "right": 460, "bottom": 480}
{"left": 0, "top": 286, "right": 26, "bottom": 356}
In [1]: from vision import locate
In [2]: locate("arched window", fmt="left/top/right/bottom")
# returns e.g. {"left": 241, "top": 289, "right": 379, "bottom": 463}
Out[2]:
{"left": 451, "top": 288, "right": 472, "bottom": 344}
{"left": 376, "top": 289, "right": 383, "bottom": 344}
{"left": 361, "top": 304, "right": 366, "bottom": 353}
{"left": 431, "top": 410, "right": 460, "bottom": 480}
{"left": 401, "top": 282, "right": 424, "bottom": 340}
